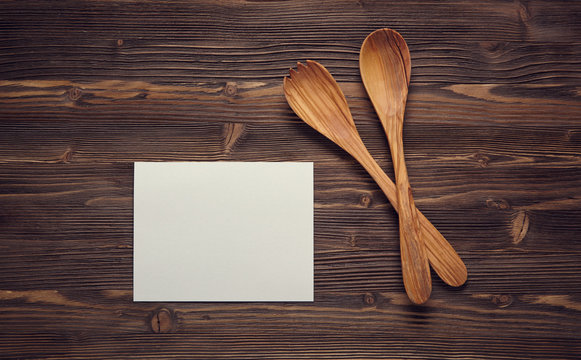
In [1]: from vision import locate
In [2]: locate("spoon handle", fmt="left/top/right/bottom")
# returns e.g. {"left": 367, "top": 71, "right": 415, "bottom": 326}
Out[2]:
{"left": 352, "top": 144, "right": 467, "bottom": 288}
{"left": 384, "top": 116, "right": 431, "bottom": 304}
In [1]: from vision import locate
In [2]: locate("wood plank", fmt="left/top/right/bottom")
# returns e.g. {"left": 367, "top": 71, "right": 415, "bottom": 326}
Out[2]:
{"left": 0, "top": 333, "right": 577, "bottom": 359}
{"left": 1, "top": 40, "right": 580, "bottom": 84}
{"left": 0, "top": 289, "right": 579, "bottom": 337}
{"left": 1, "top": 81, "right": 579, "bottom": 130}
{"left": 0, "top": 290, "right": 578, "bottom": 358}
{"left": 1, "top": 1, "right": 581, "bottom": 83}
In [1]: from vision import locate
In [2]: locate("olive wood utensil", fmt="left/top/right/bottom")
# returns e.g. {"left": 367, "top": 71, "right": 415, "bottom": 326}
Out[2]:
{"left": 360, "top": 28, "right": 430, "bottom": 304}
{"left": 360, "top": 28, "right": 467, "bottom": 288}
{"left": 283, "top": 61, "right": 467, "bottom": 299}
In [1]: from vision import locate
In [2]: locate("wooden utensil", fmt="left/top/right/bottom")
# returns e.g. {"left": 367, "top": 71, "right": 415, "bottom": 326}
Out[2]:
{"left": 283, "top": 61, "right": 467, "bottom": 298}
{"left": 359, "top": 28, "right": 431, "bottom": 304}
{"left": 359, "top": 28, "right": 467, "bottom": 288}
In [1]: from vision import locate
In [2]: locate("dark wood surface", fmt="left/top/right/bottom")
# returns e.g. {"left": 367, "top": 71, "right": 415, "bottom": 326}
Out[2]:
{"left": 1, "top": 0, "right": 580, "bottom": 358}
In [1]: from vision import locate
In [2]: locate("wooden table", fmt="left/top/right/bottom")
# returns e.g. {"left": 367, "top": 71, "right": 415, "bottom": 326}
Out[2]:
{"left": 1, "top": 1, "right": 580, "bottom": 358}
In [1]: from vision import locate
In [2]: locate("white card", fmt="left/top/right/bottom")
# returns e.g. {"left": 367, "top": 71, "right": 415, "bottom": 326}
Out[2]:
{"left": 133, "top": 162, "right": 313, "bottom": 302}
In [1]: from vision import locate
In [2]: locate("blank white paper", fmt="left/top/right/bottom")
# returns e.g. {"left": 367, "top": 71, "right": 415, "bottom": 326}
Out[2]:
{"left": 133, "top": 162, "right": 313, "bottom": 302}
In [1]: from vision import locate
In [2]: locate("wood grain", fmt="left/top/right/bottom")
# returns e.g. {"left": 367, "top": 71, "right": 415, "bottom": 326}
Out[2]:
{"left": 1, "top": 0, "right": 580, "bottom": 358}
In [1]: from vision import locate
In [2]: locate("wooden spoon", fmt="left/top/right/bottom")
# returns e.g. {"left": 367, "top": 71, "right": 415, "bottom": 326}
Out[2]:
{"left": 359, "top": 28, "right": 431, "bottom": 304}
{"left": 360, "top": 28, "right": 467, "bottom": 287}
{"left": 283, "top": 61, "right": 467, "bottom": 298}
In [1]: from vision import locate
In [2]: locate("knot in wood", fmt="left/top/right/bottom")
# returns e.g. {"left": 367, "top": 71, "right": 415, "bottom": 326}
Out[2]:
{"left": 348, "top": 233, "right": 357, "bottom": 247}
{"left": 516, "top": 1, "right": 532, "bottom": 23}
{"left": 117, "top": 39, "right": 124, "bottom": 47}
{"left": 223, "top": 122, "right": 245, "bottom": 154}
{"left": 481, "top": 41, "right": 506, "bottom": 53}
{"left": 224, "top": 82, "right": 238, "bottom": 97}
{"left": 59, "top": 147, "right": 74, "bottom": 163}
{"left": 150, "top": 307, "right": 174, "bottom": 333}
{"left": 486, "top": 198, "right": 510, "bottom": 210}
{"left": 472, "top": 152, "right": 490, "bottom": 168}
{"left": 511, "top": 210, "right": 529, "bottom": 244}
{"left": 491, "top": 294, "right": 513, "bottom": 308}
{"left": 359, "top": 193, "right": 372, "bottom": 207}
{"left": 363, "top": 293, "right": 375, "bottom": 305}
{"left": 68, "top": 87, "right": 82, "bottom": 101}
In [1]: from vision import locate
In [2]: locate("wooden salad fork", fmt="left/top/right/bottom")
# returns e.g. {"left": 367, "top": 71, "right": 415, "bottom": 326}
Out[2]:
{"left": 283, "top": 61, "right": 467, "bottom": 303}
{"left": 360, "top": 28, "right": 431, "bottom": 304}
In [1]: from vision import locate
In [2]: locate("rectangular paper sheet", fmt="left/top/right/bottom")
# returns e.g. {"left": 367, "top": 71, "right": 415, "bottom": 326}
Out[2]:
{"left": 133, "top": 162, "right": 313, "bottom": 302}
